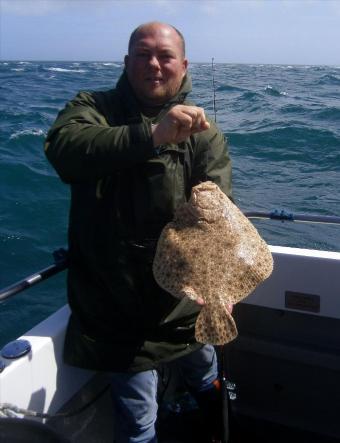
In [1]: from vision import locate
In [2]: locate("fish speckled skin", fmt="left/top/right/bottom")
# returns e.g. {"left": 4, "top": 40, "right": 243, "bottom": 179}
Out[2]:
{"left": 153, "top": 181, "right": 273, "bottom": 345}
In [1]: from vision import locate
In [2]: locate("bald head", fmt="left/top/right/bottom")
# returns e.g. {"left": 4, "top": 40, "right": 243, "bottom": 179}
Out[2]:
{"left": 124, "top": 21, "right": 188, "bottom": 107}
{"left": 128, "top": 22, "right": 186, "bottom": 58}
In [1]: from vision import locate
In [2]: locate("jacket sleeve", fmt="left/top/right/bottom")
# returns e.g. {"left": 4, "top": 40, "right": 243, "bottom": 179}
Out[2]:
{"left": 191, "top": 120, "right": 233, "bottom": 200}
{"left": 44, "top": 91, "right": 155, "bottom": 184}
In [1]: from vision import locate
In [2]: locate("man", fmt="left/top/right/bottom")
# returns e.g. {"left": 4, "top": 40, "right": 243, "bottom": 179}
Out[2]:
{"left": 45, "top": 22, "right": 232, "bottom": 443}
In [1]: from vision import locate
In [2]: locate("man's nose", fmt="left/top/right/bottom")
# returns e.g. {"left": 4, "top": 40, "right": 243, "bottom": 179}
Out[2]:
{"left": 149, "top": 55, "right": 161, "bottom": 70}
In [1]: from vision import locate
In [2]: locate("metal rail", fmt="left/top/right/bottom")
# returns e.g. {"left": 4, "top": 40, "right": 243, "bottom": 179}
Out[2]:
{"left": 1, "top": 210, "right": 339, "bottom": 302}
{"left": 245, "top": 210, "right": 340, "bottom": 225}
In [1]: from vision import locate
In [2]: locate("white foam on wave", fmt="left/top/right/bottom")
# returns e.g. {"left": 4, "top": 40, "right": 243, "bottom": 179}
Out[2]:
{"left": 1, "top": 234, "right": 23, "bottom": 243}
{"left": 46, "top": 67, "right": 87, "bottom": 73}
{"left": 265, "top": 84, "right": 288, "bottom": 96}
{"left": 10, "top": 128, "right": 46, "bottom": 140}
{"left": 102, "top": 62, "right": 121, "bottom": 67}
{"left": 11, "top": 68, "right": 25, "bottom": 72}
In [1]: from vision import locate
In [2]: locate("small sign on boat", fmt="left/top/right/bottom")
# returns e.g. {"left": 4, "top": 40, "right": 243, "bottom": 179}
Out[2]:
{"left": 285, "top": 291, "right": 320, "bottom": 313}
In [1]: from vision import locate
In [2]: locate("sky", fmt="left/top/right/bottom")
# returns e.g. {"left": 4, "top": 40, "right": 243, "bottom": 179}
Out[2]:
{"left": 1, "top": 0, "right": 339, "bottom": 65}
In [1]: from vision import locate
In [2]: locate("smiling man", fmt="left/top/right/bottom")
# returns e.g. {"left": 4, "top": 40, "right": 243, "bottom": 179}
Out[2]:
{"left": 125, "top": 23, "right": 188, "bottom": 107}
{"left": 45, "top": 22, "right": 232, "bottom": 443}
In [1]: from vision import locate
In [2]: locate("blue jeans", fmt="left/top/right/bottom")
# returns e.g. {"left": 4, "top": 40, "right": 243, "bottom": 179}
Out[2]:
{"left": 110, "top": 344, "right": 218, "bottom": 443}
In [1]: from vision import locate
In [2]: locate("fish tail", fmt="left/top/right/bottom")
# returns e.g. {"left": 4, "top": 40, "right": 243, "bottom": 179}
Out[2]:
{"left": 195, "top": 305, "right": 238, "bottom": 345}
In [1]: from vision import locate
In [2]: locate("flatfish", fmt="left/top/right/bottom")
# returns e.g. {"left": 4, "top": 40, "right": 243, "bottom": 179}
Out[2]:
{"left": 153, "top": 181, "right": 273, "bottom": 345}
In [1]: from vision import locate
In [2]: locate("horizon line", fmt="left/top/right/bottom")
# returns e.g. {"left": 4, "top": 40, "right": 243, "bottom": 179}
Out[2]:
{"left": 1, "top": 59, "right": 339, "bottom": 67}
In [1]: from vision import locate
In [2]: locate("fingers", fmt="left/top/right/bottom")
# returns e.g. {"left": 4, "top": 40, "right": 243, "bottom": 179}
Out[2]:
{"left": 226, "top": 303, "right": 233, "bottom": 314}
{"left": 152, "top": 105, "right": 210, "bottom": 146}
{"left": 195, "top": 297, "right": 205, "bottom": 306}
{"left": 176, "top": 105, "right": 210, "bottom": 132}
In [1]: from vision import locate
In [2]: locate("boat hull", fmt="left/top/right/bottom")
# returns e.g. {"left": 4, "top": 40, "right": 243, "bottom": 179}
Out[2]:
{"left": 1, "top": 245, "right": 340, "bottom": 440}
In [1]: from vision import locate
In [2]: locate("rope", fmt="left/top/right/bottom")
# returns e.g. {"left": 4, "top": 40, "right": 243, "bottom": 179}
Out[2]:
{"left": 0, "top": 383, "right": 110, "bottom": 420}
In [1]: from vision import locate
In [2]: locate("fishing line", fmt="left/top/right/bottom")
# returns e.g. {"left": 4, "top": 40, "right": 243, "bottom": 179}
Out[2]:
{"left": 203, "top": 57, "right": 218, "bottom": 183}
{"left": 209, "top": 60, "right": 233, "bottom": 441}
{"left": 211, "top": 57, "right": 217, "bottom": 124}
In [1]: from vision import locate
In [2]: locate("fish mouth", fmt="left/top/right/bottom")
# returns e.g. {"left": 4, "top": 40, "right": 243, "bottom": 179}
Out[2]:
{"left": 191, "top": 188, "right": 218, "bottom": 210}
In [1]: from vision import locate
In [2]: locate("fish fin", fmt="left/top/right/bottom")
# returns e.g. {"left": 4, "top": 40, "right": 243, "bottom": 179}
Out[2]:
{"left": 195, "top": 305, "right": 238, "bottom": 345}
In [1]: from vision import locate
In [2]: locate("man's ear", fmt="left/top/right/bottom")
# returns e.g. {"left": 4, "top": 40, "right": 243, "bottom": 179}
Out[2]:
{"left": 124, "top": 55, "right": 129, "bottom": 70}
{"left": 182, "top": 58, "right": 188, "bottom": 75}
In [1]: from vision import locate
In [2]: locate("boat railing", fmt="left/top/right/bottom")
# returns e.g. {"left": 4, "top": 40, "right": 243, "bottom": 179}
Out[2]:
{"left": 1, "top": 210, "right": 340, "bottom": 302}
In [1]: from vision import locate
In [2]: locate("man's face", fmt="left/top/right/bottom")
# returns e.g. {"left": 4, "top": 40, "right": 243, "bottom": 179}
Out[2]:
{"left": 125, "top": 24, "right": 188, "bottom": 106}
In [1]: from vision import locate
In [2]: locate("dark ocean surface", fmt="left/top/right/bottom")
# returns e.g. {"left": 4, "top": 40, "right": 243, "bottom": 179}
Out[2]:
{"left": 0, "top": 61, "right": 339, "bottom": 346}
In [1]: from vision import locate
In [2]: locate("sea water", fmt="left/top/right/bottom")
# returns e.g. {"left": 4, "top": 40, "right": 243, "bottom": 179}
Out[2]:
{"left": 0, "top": 61, "right": 339, "bottom": 345}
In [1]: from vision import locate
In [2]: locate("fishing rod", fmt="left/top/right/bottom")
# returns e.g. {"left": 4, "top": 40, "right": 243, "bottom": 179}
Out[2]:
{"left": 245, "top": 209, "right": 340, "bottom": 225}
{"left": 211, "top": 57, "right": 217, "bottom": 123}
{"left": 0, "top": 249, "right": 68, "bottom": 302}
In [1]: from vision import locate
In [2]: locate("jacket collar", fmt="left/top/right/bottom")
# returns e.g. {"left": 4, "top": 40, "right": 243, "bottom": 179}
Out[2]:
{"left": 116, "top": 70, "right": 192, "bottom": 123}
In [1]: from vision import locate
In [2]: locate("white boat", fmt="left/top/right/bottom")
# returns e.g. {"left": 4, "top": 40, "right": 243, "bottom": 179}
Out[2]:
{"left": 1, "top": 231, "right": 340, "bottom": 441}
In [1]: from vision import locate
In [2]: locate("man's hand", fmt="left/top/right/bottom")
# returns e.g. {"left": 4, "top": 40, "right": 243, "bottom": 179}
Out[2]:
{"left": 152, "top": 104, "right": 210, "bottom": 147}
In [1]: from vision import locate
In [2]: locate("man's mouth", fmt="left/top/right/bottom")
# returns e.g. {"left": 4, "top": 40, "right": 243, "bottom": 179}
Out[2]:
{"left": 147, "top": 77, "right": 163, "bottom": 85}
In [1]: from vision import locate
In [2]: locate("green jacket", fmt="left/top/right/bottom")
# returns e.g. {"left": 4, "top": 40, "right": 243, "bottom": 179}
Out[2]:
{"left": 45, "top": 72, "right": 232, "bottom": 372}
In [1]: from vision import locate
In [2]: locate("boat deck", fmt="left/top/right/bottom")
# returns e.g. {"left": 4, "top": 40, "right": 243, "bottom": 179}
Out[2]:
{"left": 45, "top": 387, "right": 340, "bottom": 443}
{"left": 2, "top": 247, "right": 340, "bottom": 442}
{"left": 42, "top": 368, "right": 340, "bottom": 443}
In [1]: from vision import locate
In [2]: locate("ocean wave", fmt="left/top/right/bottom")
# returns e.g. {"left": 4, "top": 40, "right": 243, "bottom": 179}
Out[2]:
{"left": 239, "top": 90, "right": 261, "bottom": 101}
{"left": 217, "top": 84, "right": 245, "bottom": 92}
{"left": 229, "top": 126, "right": 339, "bottom": 157}
{"left": 280, "top": 104, "right": 307, "bottom": 115}
{"left": 275, "top": 65, "right": 295, "bottom": 70}
{"left": 102, "top": 62, "right": 121, "bottom": 67}
{"left": 0, "top": 233, "right": 23, "bottom": 242}
{"left": 9, "top": 128, "right": 46, "bottom": 140}
{"left": 318, "top": 74, "right": 340, "bottom": 85}
{"left": 46, "top": 67, "right": 87, "bottom": 73}
{"left": 11, "top": 68, "right": 25, "bottom": 72}
{"left": 0, "top": 108, "right": 54, "bottom": 131}
{"left": 312, "top": 106, "right": 340, "bottom": 121}
{"left": 264, "top": 85, "right": 288, "bottom": 97}
{"left": 90, "top": 62, "right": 122, "bottom": 69}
